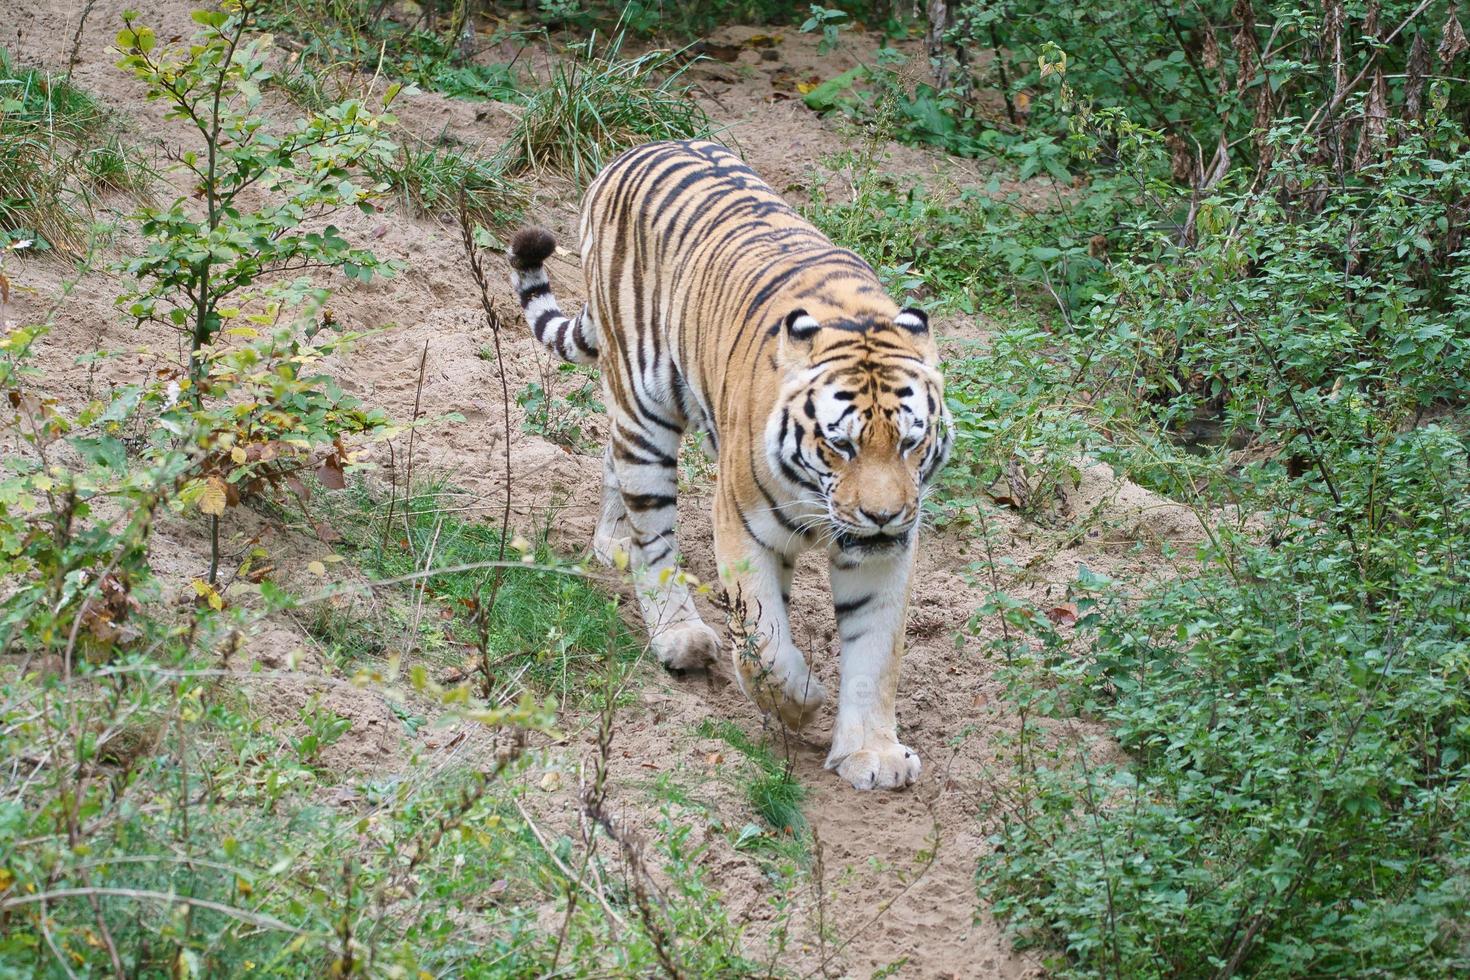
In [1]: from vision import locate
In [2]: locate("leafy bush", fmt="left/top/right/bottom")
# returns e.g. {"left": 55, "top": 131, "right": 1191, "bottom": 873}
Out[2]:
{"left": 785, "top": 1, "right": 1470, "bottom": 970}
{"left": 804, "top": 145, "right": 1088, "bottom": 313}
{"left": 115, "top": 3, "right": 402, "bottom": 388}
{"left": 979, "top": 419, "right": 1470, "bottom": 973}
{"left": 934, "top": 5, "right": 1470, "bottom": 972}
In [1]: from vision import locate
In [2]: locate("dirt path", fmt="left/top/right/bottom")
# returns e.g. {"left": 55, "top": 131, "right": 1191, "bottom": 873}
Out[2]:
{"left": 6, "top": 7, "right": 1205, "bottom": 975}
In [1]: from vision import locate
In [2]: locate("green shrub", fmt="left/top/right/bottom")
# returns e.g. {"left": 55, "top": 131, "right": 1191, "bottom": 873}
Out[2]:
{"left": 115, "top": 3, "right": 403, "bottom": 389}
{"left": 960, "top": 18, "right": 1470, "bottom": 972}
{"left": 980, "top": 429, "right": 1470, "bottom": 973}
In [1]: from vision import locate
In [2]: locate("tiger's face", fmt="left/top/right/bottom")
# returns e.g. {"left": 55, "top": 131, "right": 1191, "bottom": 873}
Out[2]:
{"left": 766, "top": 308, "right": 952, "bottom": 554}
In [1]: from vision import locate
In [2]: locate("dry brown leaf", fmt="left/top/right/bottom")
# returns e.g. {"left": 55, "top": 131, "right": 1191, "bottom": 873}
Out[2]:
{"left": 316, "top": 453, "right": 347, "bottom": 490}
{"left": 199, "top": 476, "right": 228, "bottom": 516}
{"left": 1440, "top": 8, "right": 1468, "bottom": 66}
{"left": 1404, "top": 34, "right": 1429, "bottom": 120}
{"left": 1045, "top": 603, "right": 1080, "bottom": 627}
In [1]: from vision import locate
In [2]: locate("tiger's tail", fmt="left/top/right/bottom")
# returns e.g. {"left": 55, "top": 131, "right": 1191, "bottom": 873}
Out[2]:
{"left": 506, "top": 227, "right": 599, "bottom": 364}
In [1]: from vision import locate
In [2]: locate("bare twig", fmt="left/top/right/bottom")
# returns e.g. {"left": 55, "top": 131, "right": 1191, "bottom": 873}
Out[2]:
{"left": 1, "top": 888, "right": 308, "bottom": 934}
{"left": 456, "top": 190, "right": 515, "bottom": 699}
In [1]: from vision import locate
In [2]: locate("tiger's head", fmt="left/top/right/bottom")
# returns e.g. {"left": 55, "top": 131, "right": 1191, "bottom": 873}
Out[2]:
{"left": 765, "top": 307, "right": 952, "bottom": 554}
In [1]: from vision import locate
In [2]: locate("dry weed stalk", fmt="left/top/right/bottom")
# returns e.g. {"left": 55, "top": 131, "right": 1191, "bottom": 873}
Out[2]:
{"left": 456, "top": 190, "right": 514, "bottom": 699}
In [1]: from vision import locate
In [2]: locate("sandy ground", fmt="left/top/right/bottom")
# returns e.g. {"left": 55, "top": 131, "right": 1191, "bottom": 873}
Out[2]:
{"left": 3, "top": 4, "right": 1206, "bottom": 975}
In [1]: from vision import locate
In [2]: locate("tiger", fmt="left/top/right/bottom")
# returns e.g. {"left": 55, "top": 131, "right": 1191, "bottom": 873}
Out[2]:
{"left": 506, "top": 140, "right": 951, "bottom": 790}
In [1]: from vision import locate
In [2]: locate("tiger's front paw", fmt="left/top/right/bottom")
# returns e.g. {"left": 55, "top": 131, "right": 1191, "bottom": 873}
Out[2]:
{"left": 771, "top": 666, "right": 826, "bottom": 730}
{"left": 737, "top": 656, "right": 826, "bottom": 731}
{"left": 650, "top": 620, "right": 720, "bottom": 670}
{"left": 831, "top": 740, "right": 921, "bottom": 791}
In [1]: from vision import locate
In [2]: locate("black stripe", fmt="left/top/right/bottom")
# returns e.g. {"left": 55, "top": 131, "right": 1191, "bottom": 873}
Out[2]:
{"left": 834, "top": 595, "right": 872, "bottom": 616}
{"left": 616, "top": 426, "right": 678, "bottom": 467}
{"left": 518, "top": 281, "right": 551, "bottom": 304}
{"left": 750, "top": 457, "right": 803, "bottom": 535}
{"left": 532, "top": 308, "right": 558, "bottom": 332}
{"left": 623, "top": 492, "right": 676, "bottom": 512}
{"left": 569, "top": 309, "right": 597, "bottom": 356}
{"left": 738, "top": 508, "right": 778, "bottom": 552}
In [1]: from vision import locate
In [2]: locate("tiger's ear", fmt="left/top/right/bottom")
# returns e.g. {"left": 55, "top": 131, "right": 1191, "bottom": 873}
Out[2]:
{"left": 895, "top": 306, "right": 939, "bottom": 364}
{"left": 775, "top": 308, "right": 820, "bottom": 369}
{"left": 895, "top": 307, "right": 929, "bottom": 334}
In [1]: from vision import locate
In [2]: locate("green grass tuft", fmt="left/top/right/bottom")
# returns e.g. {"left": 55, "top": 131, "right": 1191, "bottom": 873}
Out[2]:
{"left": 325, "top": 481, "right": 637, "bottom": 707}
{"left": 369, "top": 136, "right": 527, "bottom": 227}
{"left": 499, "top": 33, "right": 713, "bottom": 187}
{"left": 0, "top": 48, "right": 148, "bottom": 250}
{"left": 698, "top": 718, "right": 808, "bottom": 837}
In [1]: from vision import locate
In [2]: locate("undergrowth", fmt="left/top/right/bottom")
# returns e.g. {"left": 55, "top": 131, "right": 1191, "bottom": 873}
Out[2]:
{"left": 1, "top": 6, "right": 757, "bottom": 974}
{"left": 320, "top": 481, "right": 639, "bottom": 709}
{"left": 836, "top": 2, "right": 1470, "bottom": 974}
{"left": 0, "top": 48, "right": 148, "bottom": 251}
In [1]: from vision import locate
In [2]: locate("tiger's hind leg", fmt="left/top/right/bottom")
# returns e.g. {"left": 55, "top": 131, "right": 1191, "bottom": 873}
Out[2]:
{"left": 608, "top": 410, "right": 719, "bottom": 670}
{"left": 591, "top": 444, "right": 630, "bottom": 566}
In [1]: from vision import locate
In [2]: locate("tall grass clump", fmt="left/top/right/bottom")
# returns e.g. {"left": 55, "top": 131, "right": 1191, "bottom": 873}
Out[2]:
{"left": 0, "top": 49, "right": 146, "bottom": 250}
{"left": 368, "top": 137, "right": 527, "bottom": 227}
{"left": 500, "top": 33, "right": 712, "bottom": 186}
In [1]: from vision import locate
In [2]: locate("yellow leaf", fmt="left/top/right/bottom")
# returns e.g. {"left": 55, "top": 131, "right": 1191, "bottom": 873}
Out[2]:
{"left": 796, "top": 80, "right": 818, "bottom": 94}
{"left": 539, "top": 770, "right": 562, "bottom": 792}
{"left": 612, "top": 548, "right": 629, "bottom": 571}
{"left": 306, "top": 560, "right": 326, "bottom": 576}
{"left": 230, "top": 446, "right": 247, "bottom": 464}
{"left": 199, "top": 476, "right": 227, "bottom": 516}
{"left": 190, "top": 579, "right": 223, "bottom": 611}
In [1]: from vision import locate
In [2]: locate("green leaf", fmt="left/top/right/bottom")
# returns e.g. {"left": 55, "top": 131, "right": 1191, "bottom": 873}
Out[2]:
{"left": 70, "top": 437, "right": 128, "bottom": 473}
{"left": 802, "top": 67, "right": 866, "bottom": 113}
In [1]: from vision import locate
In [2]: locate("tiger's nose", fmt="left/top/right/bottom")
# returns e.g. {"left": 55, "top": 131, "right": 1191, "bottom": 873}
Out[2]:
{"left": 860, "top": 507, "right": 901, "bottom": 528}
